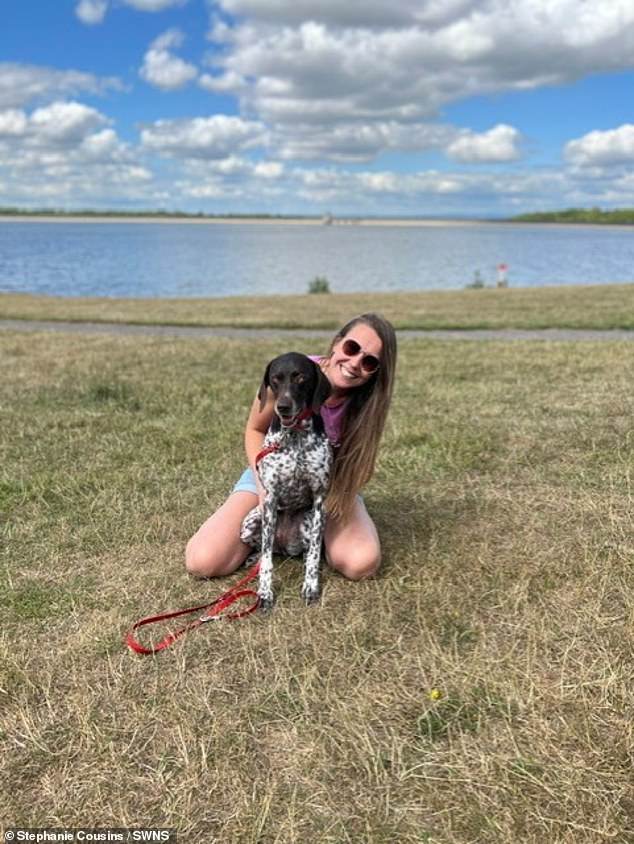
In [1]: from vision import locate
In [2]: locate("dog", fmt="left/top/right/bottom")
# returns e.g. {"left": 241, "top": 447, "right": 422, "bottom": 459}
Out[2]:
{"left": 240, "top": 352, "right": 333, "bottom": 611}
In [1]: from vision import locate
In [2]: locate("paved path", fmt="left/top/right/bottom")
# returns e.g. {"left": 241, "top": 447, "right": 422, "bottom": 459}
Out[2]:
{"left": 1, "top": 318, "right": 633, "bottom": 342}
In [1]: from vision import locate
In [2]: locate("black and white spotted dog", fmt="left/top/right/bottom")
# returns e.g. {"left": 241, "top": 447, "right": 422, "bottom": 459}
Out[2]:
{"left": 240, "top": 352, "right": 333, "bottom": 611}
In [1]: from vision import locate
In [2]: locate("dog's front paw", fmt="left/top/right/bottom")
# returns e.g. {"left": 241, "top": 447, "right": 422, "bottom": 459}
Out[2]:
{"left": 301, "top": 583, "right": 320, "bottom": 606}
{"left": 258, "top": 591, "right": 275, "bottom": 612}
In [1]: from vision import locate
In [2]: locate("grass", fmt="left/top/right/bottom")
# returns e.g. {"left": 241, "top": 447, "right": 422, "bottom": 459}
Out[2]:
{"left": 1, "top": 282, "right": 634, "bottom": 330}
{"left": 1, "top": 327, "right": 633, "bottom": 841}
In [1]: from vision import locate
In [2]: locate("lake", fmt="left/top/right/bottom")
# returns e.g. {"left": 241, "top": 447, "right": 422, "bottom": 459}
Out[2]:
{"left": 1, "top": 219, "right": 633, "bottom": 298}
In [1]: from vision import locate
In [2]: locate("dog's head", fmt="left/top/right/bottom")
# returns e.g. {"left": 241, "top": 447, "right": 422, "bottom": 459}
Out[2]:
{"left": 258, "top": 352, "right": 331, "bottom": 427}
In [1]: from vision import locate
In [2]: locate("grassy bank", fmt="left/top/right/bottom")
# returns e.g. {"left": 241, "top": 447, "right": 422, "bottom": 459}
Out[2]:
{"left": 1, "top": 282, "right": 634, "bottom": 330}
{"left": 1, "top": 328, "right": 633, "bottom": 841}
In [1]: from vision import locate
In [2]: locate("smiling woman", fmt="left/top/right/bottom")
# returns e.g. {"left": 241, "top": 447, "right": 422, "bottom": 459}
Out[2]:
{"left": 317, "top": 314, "right": 397, "bottom": 521}
{"left": 185, "top": 312, "right": 398, "bottom": 583}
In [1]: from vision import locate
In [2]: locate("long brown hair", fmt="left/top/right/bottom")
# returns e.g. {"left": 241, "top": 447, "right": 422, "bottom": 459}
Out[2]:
{"left": 322, "top": 313, "right": 397, "bottom": 521}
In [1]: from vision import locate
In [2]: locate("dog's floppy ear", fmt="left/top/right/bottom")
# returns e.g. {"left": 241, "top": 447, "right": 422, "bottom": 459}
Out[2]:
{"left": 258, "top": 361, "right": 272, "bottom": 411}
{"left": 311, "top": 362, "right": 332, "bottom": 413}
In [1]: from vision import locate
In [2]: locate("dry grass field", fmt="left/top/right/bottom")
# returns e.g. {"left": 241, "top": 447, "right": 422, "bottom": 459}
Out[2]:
{"left": 1, "top": 282, "right": 634, "bottom": 330}
{"left": 1, "top": 324, "right": 633, "bottom": 842}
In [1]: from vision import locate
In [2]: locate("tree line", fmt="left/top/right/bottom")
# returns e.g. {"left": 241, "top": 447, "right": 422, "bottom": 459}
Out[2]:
{"left": 507, "top": 207, "right": 634, "bottom": 224}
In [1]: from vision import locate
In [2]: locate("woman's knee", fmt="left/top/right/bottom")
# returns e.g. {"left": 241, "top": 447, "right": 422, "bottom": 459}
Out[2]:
{"left": 184, "top": 535, "right": 214, "bottom": 577}
{"left": 184, "top": 535, "right": 244, "bottom": 578}
{"left": 185, "top": 493, "right": 257, "bottom": 578}
{"left": 327, "top": 543, "right": 381, "bottom": 580}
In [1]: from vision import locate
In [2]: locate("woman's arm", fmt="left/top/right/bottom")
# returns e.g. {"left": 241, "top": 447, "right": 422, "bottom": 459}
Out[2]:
{"left": 244, "top": 388, "right": 275, "bottom": 503}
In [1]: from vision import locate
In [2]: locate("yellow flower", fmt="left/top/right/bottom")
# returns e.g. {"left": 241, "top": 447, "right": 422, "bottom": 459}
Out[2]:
{"left": 429, "top": 688, "right": 443, "bottom": 701}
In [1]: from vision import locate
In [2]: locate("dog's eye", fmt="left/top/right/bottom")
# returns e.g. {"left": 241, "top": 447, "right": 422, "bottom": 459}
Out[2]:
{"left": 293, "top": 374, "right": 305, "bottom": 384}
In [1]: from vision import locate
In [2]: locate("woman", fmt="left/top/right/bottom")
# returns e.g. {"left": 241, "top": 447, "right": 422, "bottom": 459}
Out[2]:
{"left": 185, "top": 312, "right": 397, "bottom": 581}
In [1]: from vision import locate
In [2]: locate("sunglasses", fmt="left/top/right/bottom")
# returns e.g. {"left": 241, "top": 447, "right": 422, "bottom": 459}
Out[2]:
{"left": 341, "top": 338, "right": 381, "bottom": 373}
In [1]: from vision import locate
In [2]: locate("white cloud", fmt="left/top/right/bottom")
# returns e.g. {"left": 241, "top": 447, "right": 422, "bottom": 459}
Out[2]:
{"left": 0, "top": 100, "right": 153, "bottom": 207}
{"left": 254, "top": 160, "right": 283, "bottom": 178}
{"left": 446, "top": 124, "right": 523, "bottom": 163}
{"left": 217, "top": 0, "right": 477, "bottom": 29}
{"left": 140, "top": 115, "right": 267, "bottom": 159}
{"left": 204, "top": 0, "right": 634, "bottom": 164}
{"left": 29, "top": 101, "right": 107, "bottom": 145}
{"left": 0, "top": 109, "right": 28, "bottom": 136}
{"left": 565, "top": 125, "right": 634, "bottom": 166}
{"left": 76, "top": 0, "right": 188, "bottom": 25}
{"left": 75, "top": 0, "right": 108, "bottom": 25}
{"left": 140, "top": 29, "right": 198, "bottom": 90}
{"left": 274, "top": 165, "right": 580, "bottom": 215}
{"left": 198, "top": 70, "right": 247, "bottom": 94}
{"left": 208, "top": 155, "right": 253, "bottom": 175}
{"left": 0, "top": 63, "right": 121, "bottom": 109}
{"left": 175, "top": 154, "right": 287, "bottom": 202}
{"left": 125, "top": 0, "right": 188, "bottom": 10}
{"left": 273, "top": 121, "right": 456, "bottom": 162}
{"left": 182, "top": 154, "right": 284, "bottom": 179}
{"left": 78, "top": 128, "right": 135, "bottom": 164}
{"left": 184, "top": 181, "right": 227, "bottom": 199}
{"left": 0, "top": 101, "right": 124, "bottom": 159}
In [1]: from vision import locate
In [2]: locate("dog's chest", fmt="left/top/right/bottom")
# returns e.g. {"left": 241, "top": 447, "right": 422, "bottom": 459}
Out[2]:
{"left": 258, "top": 428, "right": 332, "bottom": 508}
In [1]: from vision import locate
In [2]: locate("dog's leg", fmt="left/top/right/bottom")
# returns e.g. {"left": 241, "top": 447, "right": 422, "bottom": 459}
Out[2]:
{"left": 240, "top": 506, "right": 262, "bottom": 548}
{"left": 300, "top": 494, "right": 325, "bottom": 605}
{"left": 258, "top": 491, "right": 278, "bottom": 611}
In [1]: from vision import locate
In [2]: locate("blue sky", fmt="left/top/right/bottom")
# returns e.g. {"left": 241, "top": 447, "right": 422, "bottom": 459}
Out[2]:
{"left": 2, "top": 0, "right": 634, "bottom": 217}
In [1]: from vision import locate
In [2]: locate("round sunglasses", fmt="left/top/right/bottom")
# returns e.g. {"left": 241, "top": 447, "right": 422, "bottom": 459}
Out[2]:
{"left": 341, "top": 338, "right": 381, "bottom": 373}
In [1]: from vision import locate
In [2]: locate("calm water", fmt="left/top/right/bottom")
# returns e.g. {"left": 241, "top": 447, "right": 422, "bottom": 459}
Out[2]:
{"left": 1, "top": 220, "right": 633, "bottom": 298}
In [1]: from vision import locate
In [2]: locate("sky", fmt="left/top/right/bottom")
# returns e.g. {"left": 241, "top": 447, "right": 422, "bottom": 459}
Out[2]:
{"left": 2, "top": 0, "right": 634, "bottom": 218}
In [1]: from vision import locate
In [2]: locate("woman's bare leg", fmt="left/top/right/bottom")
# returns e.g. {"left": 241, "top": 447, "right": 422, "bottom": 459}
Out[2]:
{"left": 324, "top": 497, "right": 381, "bottom": 580}
{"left": 185, "top": 492, "right": 258, "bottom": 578}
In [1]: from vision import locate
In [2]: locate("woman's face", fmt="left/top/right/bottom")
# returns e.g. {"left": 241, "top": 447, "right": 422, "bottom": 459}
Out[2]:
{"left": 326, "top": 322, "right": 383, "bottom": 395}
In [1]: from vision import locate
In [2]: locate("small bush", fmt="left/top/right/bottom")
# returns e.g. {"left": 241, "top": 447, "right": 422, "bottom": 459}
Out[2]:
{"left": 466, "top": 270, "right": 485, "bottom": 289}
{"left": 308, "top": 276, "right": 331, "bottom": 294}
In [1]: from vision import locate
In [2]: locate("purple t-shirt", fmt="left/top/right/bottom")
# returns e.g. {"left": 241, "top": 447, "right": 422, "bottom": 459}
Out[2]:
{"left": 309, "top": 355, "right": 348, "bottom": 447}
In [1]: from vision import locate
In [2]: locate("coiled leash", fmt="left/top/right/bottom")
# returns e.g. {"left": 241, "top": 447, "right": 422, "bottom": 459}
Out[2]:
{"left": 125, "top": 560, "right": 261, "bottom": 655}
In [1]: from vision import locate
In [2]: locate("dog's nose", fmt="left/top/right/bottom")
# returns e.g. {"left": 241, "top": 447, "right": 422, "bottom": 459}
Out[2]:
{"left": 276, "top": 399, "right": 293, "bottom": 415}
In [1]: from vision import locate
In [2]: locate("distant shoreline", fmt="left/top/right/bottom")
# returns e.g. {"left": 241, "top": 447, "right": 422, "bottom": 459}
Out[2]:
{"left": 2, "top": 214, "right": 634, "bottom": 230}
{"left": 3, "top": 205, "right": 634, "bottom": 227}
{"left": 0, "top": 214, "right": 488, "bottom": 227}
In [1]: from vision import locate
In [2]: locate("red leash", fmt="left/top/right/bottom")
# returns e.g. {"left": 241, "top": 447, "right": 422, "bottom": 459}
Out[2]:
{"left": 125, "top": 561, "right": 260, "bottom": 655}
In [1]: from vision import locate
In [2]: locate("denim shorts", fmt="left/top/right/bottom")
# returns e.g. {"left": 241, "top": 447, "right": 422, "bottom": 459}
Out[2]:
{"left": 232, "top": 466, "right": 258, "bottom": 496}
{"left": 231, "top": 466, "right": 363, "bottom": 503}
